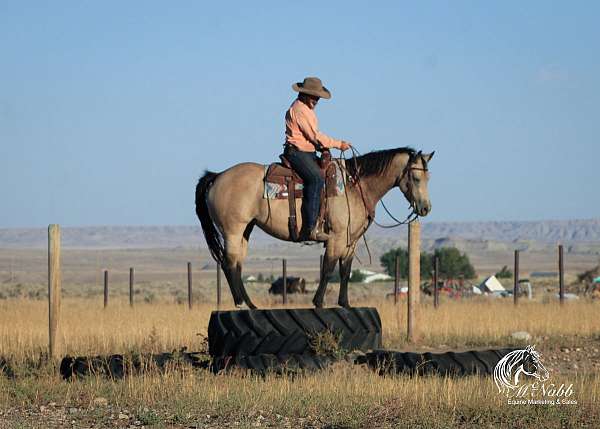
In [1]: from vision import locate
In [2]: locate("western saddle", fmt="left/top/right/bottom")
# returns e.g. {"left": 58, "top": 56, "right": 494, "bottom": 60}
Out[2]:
{"left": 264, "top": 149, "right": 340, "bottom": 242}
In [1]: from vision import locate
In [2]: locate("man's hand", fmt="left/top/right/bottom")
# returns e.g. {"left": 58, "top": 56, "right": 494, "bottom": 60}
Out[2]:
{"left": 340, "top": 141, "right": 352, "bottom": 151}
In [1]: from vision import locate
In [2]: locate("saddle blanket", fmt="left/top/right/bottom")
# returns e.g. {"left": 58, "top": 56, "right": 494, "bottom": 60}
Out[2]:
{"left": 263, "top": 160, "right": 346, "bottom": 199}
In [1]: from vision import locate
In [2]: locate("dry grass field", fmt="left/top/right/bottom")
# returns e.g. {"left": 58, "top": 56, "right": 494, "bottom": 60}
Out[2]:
{"left": 1, "top": 296, "right": 599, "bottom": 428}
{"left": 1, "top": 245, "right": 599, "bottom": 427}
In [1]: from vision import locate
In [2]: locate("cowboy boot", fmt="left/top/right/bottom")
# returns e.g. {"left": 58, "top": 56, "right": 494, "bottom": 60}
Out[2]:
{"left": 308, "top": 226, "right": 329, "bottom": 242}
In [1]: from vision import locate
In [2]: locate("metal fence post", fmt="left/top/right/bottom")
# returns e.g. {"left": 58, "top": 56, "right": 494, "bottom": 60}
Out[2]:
{"left": 129, "top": 267, "right": 134, "bottom": 307}
{"left": 187, "top": 262, "right": 193, "bottom": 310}
{"left": 217, "top": 265, "right": 222, "bottom": 309}
{"left": 433, "top": 256, "right": 439, "bottom": 309}
{"left": 514, "top": 250, "right": 520, "bottom": 306}
{"left": 559, "top": 245, "right": 564, "bottom": 305}
{"left": 394, "top": 254, "right": 400, "bottom": 305}
{"left": 103, "top": 270, "right": 108, "bottom": 308}
{"left": 282, "top": 259, "right": 287, "bottom": 305}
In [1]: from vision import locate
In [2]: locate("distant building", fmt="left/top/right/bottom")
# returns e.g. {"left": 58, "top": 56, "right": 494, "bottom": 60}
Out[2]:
{"left": 478, "top": 275, "right": 506, "bottom": 293}
{"left": 356, "top": 269, "right": 393, "bottom": 283}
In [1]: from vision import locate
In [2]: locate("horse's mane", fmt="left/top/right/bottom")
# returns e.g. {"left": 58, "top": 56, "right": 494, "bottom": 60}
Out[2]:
{"left": 345, "top": 147, "right": 416, "bottom": 178}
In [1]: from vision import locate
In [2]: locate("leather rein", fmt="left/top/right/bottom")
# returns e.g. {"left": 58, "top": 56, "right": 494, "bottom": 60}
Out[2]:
{"left": 345, "top": 147, "right": 428, "bottom": 229}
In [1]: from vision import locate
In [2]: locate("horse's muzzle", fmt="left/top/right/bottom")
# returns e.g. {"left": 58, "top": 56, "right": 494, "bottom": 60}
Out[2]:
{"left": 417, "top": 203, "right": 431, "bottom": 217}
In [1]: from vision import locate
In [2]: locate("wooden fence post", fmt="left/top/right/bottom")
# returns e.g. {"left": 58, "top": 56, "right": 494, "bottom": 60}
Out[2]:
{"left": 187, "top": 262, "right": 193, "bottom": 310}
{"left": 103, "top": 270, "right": 108, "bottom": 308}
{"left": 407, "top": 221, "right": 420, "bottom": 342}
{"left": 433, "top": 256, "right": 439, "bottom": 309}
{"left": 514, "top": 250, "right": 520, "bottom": 306}
{"left": 282, "top": 259, "right": 287, "bottom": 305}
{"left": 48, "top": 224, "right": 62, "bottom": 359}
{"left": 559, "top": 245, "right": 564, "bottom": 305}
{"left": 394, "top": 254, "right": 400, "bottom": 305}
{"left": 129, "top": 267, "right": 134, "bottom": 307}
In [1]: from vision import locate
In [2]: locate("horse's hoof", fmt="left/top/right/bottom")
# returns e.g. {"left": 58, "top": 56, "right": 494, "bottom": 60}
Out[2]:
{"left": 312, "top": 299, "right": 323, "bottom": 308}
{"left": 338, "top": 301, "right": 351, "bottom": 309}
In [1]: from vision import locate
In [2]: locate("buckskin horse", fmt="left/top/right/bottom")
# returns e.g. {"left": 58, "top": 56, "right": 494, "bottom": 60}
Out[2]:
{"left": 195, "top": 147, "right": 434, "bottom": 309}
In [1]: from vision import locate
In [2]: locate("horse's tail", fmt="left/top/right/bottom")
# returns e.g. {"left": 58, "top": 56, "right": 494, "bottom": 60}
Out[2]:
{"left": 195, "top": 171, "right": 225, "bottom": 266}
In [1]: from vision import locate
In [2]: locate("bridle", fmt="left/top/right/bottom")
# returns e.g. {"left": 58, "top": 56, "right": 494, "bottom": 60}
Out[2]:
{"left": 375, "top": 151, "right": 429, "bottom": 228}
{"left": 337, "top": 148, "right": 429, "bottom": 263}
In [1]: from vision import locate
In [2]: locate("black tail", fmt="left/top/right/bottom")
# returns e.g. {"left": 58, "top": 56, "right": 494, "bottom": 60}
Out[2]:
{"left": 195, "top": 171, "right": 225, "bottom": 266}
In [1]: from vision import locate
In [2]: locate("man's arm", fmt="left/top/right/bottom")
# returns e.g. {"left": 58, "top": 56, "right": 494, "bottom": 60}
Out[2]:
{"left": 293, "top": 106, "right": 344, "bottom": 150}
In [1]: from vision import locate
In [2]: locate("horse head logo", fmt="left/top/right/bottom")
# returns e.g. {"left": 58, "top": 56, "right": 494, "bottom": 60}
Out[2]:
{"left": 493, "top": 345, "right": 550, "bottom": 396}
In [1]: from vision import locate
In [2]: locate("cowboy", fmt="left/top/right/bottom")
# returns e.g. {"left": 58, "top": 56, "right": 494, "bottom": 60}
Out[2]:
{"left": 283, "top": 77, "right": 351, "bottom": 241}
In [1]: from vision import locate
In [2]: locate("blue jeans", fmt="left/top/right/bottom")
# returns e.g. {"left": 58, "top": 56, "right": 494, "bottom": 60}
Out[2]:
{"left": 284, "top": 146, "right": 324, "bottom": 231}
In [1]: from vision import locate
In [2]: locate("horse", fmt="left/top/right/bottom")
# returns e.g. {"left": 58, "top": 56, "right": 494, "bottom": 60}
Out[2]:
{"left": 195, "top": 147, "right": 434, "bottom": 309}
{"left": 494, "top": 345, "right": 550, "bottom": 396}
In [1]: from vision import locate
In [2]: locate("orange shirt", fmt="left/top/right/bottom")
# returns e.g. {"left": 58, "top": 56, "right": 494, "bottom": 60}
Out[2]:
{"left": 285, "top": 99, "right": 343, "bottom": 152}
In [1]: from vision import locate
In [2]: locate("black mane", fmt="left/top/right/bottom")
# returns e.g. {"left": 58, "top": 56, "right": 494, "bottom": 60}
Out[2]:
{"left": 346, "top": 147, "right": 416, "bottom": 177}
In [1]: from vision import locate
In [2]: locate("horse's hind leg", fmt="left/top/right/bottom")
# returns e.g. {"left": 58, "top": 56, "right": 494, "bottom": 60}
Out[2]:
{"left": 222, "top": 222, "right": 256, "bottom": 309}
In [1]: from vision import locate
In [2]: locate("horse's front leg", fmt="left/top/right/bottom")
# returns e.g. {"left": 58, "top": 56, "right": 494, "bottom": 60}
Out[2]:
{"left": 312, "top": 248, "right": 339, "bottom": 308}
{"left": 338, "top": 244, "right": 357, "bottom": 308}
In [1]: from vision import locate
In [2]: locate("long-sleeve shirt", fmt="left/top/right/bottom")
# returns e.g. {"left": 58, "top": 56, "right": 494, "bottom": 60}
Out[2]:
{"left": 285, "top": 99, "right": 343, "bottom": 152}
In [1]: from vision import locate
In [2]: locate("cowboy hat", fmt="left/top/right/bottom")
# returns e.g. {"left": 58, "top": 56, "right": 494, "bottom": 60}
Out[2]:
{"left": 292, "top": 77, "right": 331, "bottom": 99}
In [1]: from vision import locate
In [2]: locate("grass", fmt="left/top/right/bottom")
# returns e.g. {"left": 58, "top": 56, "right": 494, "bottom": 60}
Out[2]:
{"left": 0, "top": 297, "right": 599, "bottom": 427}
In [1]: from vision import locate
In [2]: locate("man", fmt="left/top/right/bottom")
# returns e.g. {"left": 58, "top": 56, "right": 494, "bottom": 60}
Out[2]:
{"left": 283, "top": 77, "right": 351, "bottom": 241}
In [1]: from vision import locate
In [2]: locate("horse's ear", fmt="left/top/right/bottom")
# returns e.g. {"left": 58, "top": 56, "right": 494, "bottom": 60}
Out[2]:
{"left": 426, "top": 151, "right": 435, "bottom": 162}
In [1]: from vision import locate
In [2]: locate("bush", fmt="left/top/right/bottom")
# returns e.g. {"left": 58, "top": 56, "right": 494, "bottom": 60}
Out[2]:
{"left": 380, "top": 247, "right": 476, "bottom": 280}
{"left": 495, "top": 265, "right": 513, "bottom": 279}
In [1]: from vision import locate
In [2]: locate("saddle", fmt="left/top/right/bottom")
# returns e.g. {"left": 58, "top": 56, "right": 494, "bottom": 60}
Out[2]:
{"left": 264, "top": 149, "right": 341, "bottom": 241}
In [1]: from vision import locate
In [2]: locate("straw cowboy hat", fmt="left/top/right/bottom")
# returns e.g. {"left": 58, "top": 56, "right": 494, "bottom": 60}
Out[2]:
{"left": 292, "top": 77, "right": 331, "bottom": 99}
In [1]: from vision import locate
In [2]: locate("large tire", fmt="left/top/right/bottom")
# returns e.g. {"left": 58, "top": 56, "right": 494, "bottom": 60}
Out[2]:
{"left": 208, "top": 307, "right": 382, "bottom": 357}
{"left": 211, "top": 353, "right": 337, "bottom": 375}
{"left": 357, "top": 348, "right": 515, "bottom": 376}
{"left": 60, "top": 352, "right": 210, "bottom": 380}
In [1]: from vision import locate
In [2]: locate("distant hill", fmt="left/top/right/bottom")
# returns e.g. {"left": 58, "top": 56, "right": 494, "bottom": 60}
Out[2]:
{"left": 1, "top": 219, "right": 599, "bottom": 249}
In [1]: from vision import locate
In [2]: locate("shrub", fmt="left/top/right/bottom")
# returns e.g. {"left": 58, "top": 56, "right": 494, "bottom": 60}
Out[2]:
{"left": 380, "top": 247, "right": 476, "bottom": 280}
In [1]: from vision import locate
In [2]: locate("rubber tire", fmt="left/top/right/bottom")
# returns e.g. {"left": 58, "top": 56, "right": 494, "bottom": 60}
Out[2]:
{"left": 211, "top": 353, "right": 337, "bottom": 375}
{"left": 208, "top": 307, "right": 382, "bottom": 357}
{"left": 357, "top": 348, "right": 515, "bottom": 376}
{"left": 60, "top": 352, "right": 210, "bottom": 380}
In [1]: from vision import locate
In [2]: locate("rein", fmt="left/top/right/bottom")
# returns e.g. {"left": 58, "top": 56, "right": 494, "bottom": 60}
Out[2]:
{"left": 345, "top": 147, "right": 426, "bottom": 229}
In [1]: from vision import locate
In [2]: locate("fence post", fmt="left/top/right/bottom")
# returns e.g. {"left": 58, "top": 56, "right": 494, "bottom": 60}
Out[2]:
{"left": 394, "top": 254, "right": 400, "bottom": 305}
{"left": 319, "top": 254, "right": 324, "bottom": 283}
{"left": 407, "top": 221, "right": 420, "bottom": 343}
{"left": 129, "top": 267, "right": 134, "bottom": 307}
{"left": 514, "top": 250, "right": 520, "bottom": 306}
{"left": 433, "top": 256, "right": 439, "bottom": 309}
{"left": 187, "top": 262, "right": 193, "bottom": 310}
{"left": 103, "top": 270, "right": 108, "bottom": 308}
{"left": 48, "top": 224, "right": 61, "bottom": 359}
{"left": 282, "top": 259, "right": 287, "bottom": 305}
{"left": 559, "top": 245, "right": 564, "bottom": 305}
{"left": 216, "top": 265, "right": 222, "bottom": 309}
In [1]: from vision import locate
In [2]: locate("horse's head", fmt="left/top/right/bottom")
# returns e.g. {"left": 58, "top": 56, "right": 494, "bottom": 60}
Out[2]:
{"left": 398, "top": 151, "right": 434, "bottom": 217}
{"left": 521, "top": 345, "right": 550, "bottom": 382}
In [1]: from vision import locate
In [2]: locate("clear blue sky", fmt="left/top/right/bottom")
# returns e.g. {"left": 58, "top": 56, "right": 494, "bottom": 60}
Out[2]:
{"left": 1, "top": 1, "right": 598, "bottom": 228}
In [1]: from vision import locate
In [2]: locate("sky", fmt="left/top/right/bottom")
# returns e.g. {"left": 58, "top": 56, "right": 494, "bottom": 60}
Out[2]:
{"left": 1, "top": 1, "right": 598, "bottom": 228}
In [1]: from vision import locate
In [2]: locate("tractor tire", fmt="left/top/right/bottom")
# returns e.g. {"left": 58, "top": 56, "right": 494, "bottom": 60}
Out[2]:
{"left": 356, "top": 348, "right": 515, "bottom": 376}
{"left": 208, "top": 307, "right": 382, "bottom": 357}
{"left": 211, "top": 353, "right": 337, "bottom": 375}
{"left": 60, "top": 352, "right": 211, "bottom": 380}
